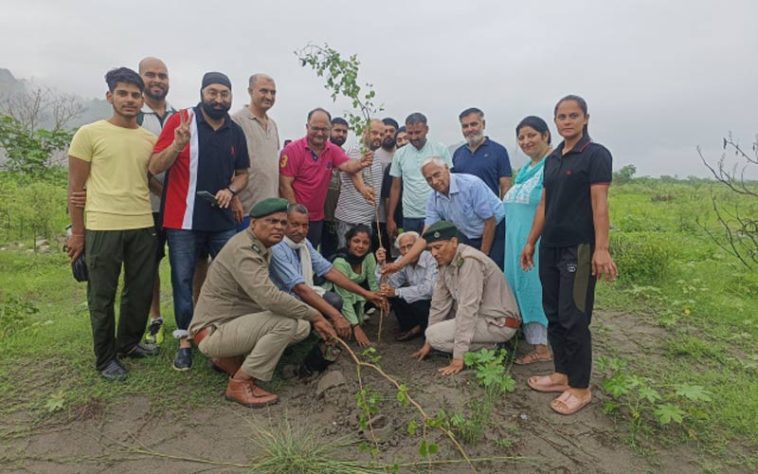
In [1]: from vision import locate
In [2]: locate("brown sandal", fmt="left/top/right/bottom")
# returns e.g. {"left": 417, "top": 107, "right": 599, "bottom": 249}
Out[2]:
{"left": 527, "top": 375, "right": 569, "bottom": 393}
{"left": 550, "top": 390, "right": 591, "bottom": 415}
{"left": 515, "top": 351, "right": 553, "bottom": 365}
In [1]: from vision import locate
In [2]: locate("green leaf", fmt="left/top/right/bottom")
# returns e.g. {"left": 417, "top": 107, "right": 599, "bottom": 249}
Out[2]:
{"left": 418, "top": 439, "right": 428, "bottom": 456}
{"left": 654, "top": 403, "right": 685, "bottom": 425}
{"left": 637, "top": 385, "right": 662, "bottom": 404}
{"left": 406, "top": 419, "right": 418, "bottom": 436}
{"left": 673, "top": 384, "right": 712, "bottom": 402}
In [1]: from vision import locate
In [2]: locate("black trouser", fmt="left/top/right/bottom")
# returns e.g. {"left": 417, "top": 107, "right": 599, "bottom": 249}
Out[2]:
{"left": 539, "top": 243, "right": 596, "bottom": 389}
{"left": 389, "top": 297, "right": 431, "bottom": 332}
{"left": 317, "top": 220, "right": 338, "bottom": 259}
{"left": 85, "top": 227, "right": 157, "bottom": 370}
{"left": 457, "top": 220, "right": 505, "bottom": 271}
{"left": 372, "top": 221, "right": 392, "bottom": 257}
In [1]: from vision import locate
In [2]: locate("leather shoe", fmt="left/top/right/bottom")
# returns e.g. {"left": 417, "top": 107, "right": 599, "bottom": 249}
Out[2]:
{"left": 120, "top": 343, "right": 160, "bottom": 358}
{"left": 210, "top": 356, "right": 244, "bottom": 376}
{"left": 395, "top": 326, "right": 422, "bottom": 342}
{"left": 100, "top": 358, "right": 128, "bottom": 381}
{"left": 173, "top": 348, "right": 193, "bottom": 371}
{"left": 225, "top": 377, "right": 278, "bottom": 408}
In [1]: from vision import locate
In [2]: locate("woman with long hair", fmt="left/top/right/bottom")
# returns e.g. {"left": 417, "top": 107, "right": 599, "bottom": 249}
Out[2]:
{"left": 503, "top": 116, "right": 553, "bottom": 365}
{"left": 520, "top": 95, "right": 617, "bottom": 415}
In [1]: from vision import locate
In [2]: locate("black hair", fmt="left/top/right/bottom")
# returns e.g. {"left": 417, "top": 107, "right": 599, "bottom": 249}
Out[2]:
{"left": 382, "top": 117, "right": 399, "bottom": 130}
{"left": 516, "top": 116, "right": 552, "bottom": 145}
{"left": 345, "top": 224, "right": 372, "bottom": 244}
{"left": 554, "top": 94, "right": 589, "bottom": 136}
{"left": 105, "top": 67, "right": 144, "bottom": 92}
{"left": 405, "top": 112, "right": 427, "bottom": 126}
{"left": 398, "top": 126, "right": 406, "bottom": 133}
{"left": 458, "top": 107, "right": 484, "bottom": 121}
{"left": 307, "top": 107, "right": 332, "bottom": 122}
{"left": 331, "top": 116, "right": 349, "bottom": 127}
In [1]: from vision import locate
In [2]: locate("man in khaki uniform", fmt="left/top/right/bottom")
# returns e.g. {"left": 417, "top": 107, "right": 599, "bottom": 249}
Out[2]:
{"left": 190, "top": 198, "right": 336, "bottom": 407}
{"left": 412, "top": 221, "right": 520, "bottom": 375}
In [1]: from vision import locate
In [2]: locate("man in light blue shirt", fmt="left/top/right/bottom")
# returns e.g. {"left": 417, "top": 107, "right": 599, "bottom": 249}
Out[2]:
{"left": 270, "top": 204, "right": 385, "bottom": 340}
{"left": 387, "top": 113, "right": 452, "bottom": 237}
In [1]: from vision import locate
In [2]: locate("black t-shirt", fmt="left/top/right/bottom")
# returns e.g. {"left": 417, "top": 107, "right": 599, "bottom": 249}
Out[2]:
{"left": 380, "top": 165, "right": 403, "bottom": 224}
{"left": 542, "top": 134, "right": 612, "bottom": 247}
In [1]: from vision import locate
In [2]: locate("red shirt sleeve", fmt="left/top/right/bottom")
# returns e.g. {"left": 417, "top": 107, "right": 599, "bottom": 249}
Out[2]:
{"left": 153, "top": 110, "right": 182, "bottom": 153}
{"left": 279, "top": 143, "right": 299, "bottom": 178}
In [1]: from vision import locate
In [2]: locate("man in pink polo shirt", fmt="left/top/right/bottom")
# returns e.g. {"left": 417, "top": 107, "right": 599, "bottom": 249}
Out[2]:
{"left": 279, "top": 108, "right": 373, "bottom": 248}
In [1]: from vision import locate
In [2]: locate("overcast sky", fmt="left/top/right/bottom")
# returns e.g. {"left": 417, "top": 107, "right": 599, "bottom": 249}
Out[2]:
{"left": 2, "top": 0, "right": 756, "bottom": 177}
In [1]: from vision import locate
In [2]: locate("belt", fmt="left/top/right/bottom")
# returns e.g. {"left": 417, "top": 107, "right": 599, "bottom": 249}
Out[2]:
{"left": 194, "top": 326, "right": 213, "bottom": 345}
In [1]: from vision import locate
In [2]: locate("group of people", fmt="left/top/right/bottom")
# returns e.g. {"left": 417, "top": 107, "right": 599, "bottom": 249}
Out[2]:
{"left": 65, "top": 56, "right": 617, "bottom": 415}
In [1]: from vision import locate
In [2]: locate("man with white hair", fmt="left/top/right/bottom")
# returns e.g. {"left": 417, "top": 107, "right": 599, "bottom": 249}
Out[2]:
{"left": 375, "top": 231, "right": 437, "bottom": 341}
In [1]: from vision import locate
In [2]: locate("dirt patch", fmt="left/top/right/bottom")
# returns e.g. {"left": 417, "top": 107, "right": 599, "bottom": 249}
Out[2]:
{"left": 0, "top": 311, "right": 737, "bottom": 473}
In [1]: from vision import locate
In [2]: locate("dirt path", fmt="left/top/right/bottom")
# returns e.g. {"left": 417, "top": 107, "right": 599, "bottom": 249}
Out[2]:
{"left": 0, "top": 311, "right": 727, "bottom": 473}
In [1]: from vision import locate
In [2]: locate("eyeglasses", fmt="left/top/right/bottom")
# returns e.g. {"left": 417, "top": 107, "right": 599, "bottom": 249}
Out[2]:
{"left": 262, "top": 217, "right": 288, "bottom": 227}
{"left": 204, "top": 89, "right": 231, "bottom": 100}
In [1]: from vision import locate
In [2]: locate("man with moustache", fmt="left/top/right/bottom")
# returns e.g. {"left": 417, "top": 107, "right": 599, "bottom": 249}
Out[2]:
{"left": 149, "top": 72, "right": 250, "bottom": 371}
{"left": 232, "top": 73, "right": 280, "bottom": 227}
{"left": 334, "top": 119, "right": 385, "bottom": 248}
{"left": 279, "top": 109, "right": 373, "bottom": 249}
{"left": 452, "top": 108, "right": 512, "bottom": 198}
{"left": 66, "top": 67, "right": 159, "bottom": 381}
{"left": 137, "top": 57, "right": 176, "bottom": 346}
{"left": 320, "top": 117, "right": 350, "bottom": 258}
{"left": 387, "top": 113, "right": 452, "bottom": 238}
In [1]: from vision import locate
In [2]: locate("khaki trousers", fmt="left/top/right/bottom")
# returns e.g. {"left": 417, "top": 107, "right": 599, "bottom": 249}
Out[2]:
{"left": 425, "top": 318, "right": 516, "bottom": 355}
{"left": 197, "top": 312, "right": 310, "bottom": 381}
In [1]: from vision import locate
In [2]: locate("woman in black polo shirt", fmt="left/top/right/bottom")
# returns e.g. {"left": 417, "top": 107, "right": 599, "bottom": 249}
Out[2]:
{"left": 520, "top": 95, "right": 617, "bottom": 415}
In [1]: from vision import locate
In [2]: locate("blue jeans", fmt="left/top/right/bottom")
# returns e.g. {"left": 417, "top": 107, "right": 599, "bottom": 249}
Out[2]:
{"left": 235, "top": 216, "right": 251, "bottom": 232}
{"left": 167, "top": 228, "right": 237, "bottom": 337}
{"left": 402, "top": 217, "right": 425, "bottom": 235}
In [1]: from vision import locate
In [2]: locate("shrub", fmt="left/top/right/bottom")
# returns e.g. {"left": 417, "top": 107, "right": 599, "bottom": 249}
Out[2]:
{"left": 610, "top": 231, "right": 674, "bottom": 284}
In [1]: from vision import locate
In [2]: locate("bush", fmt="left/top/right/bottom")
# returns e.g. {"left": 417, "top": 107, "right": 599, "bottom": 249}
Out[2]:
{"left": 611, "top": 231, "right": 674, "bottom": 284}
{"left": 0, "top": 172, "right": 68, "bottom": 245}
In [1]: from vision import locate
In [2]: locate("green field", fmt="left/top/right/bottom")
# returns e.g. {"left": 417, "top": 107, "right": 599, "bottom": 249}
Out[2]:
{"left": 0, "top": 173, "right": 756, "bottom": 472}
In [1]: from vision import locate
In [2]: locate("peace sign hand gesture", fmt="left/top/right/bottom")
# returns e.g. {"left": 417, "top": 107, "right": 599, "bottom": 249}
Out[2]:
{"left": 173, "top": 110, "right": 193, "bottom": 153}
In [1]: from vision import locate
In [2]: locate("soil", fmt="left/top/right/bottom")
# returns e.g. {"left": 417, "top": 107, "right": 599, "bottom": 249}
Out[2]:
{"left": 0, "top": 311, "right": 739, "bottom": 473}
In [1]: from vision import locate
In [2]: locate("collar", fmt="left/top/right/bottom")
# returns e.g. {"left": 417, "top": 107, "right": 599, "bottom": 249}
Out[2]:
{"left": 466, "top": 136, "right": 490, "bottom": 152}
{"left": 304, "top": 137, "right": 336, "bottom": 156}
{"left": 141, "top": 101, "right": 176, "bottom": 115}
{"left": 434, "top": 173, "right": 460, "bottom": 200}
{"left": 556, "top": 134, "right": 592, "bottom": 157}
{"left": 247, "top": 229, "right": 270, "bottom": 257}
{"left": 241, "top": 106, "right": 269, "bottom": 124}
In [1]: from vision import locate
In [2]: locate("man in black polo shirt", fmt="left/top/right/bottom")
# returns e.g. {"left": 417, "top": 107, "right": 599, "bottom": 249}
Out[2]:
{"left": 149, "top": 72, "right": 250, "bottom": 371}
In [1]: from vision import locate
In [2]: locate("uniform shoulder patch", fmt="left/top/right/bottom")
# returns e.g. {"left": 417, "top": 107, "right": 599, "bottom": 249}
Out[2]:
{"left": 251, "top": 243, "right": 261, "bottom": 254}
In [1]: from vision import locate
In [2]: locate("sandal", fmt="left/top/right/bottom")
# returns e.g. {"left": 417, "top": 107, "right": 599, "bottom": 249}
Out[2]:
{"left": 550, "top": 390, "right": 592, "bottom": 415}
{"left": 515, "top": 351, "right": 553, "bottom": 365}
{"left": 527, "top": 375, "right": 569, "bottom": 393}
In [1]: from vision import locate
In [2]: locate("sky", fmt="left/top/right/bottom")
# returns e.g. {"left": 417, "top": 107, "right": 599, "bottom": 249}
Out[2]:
{"left": 1, "top": 0, "right": 757, "bottom": 177}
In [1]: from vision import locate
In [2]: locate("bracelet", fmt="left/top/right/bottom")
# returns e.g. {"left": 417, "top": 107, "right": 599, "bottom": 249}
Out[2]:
{"left": 227, "top": 186, "right": 238, "bottom": 196}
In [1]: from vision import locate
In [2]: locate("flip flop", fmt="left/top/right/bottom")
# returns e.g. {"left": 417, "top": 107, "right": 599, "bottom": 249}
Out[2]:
{"left": 527, "top": 375, "right": 570, "bottom": 393}
{"left": 550, "top": 390, "right": 592, "bottom": 415}
{"left": 515, "top": 351, "right": 553, "bottom": 365}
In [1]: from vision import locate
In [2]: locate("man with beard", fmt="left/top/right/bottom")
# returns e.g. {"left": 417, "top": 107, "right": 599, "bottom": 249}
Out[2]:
{"left": 320, "top": 117, "right": 349, "bottom": 258}
{"left": 372, "top": 117, "right": 397, "bottom": 252}
{"left": 232, "top": 73, "right": 280, "bottom": 226}
{"left": 380, "top": 119, "right": 403, "bottom": 258}
{"left": 279, "top": 109, "right": 373, "bottom": 250}
{"left": 149, "top": 72, "right": 250, "bottom": 371}
{"left": 190, "top": 198, "right": 337, "bottom": 407}
{"left": 66, "top": 67, "right": 158, "bottom": 380}
{"left": 138, "top": 57, "right": 176, "bottom": 346}
{"left": 269, "top": 203, "right": 386, "bottom": 345}
{"left": 452, "top": 108, "right": 512, "bottom": 198}
{"left": 387, "top": 113, "right": 452, "bottom": 237}
{"left": 334, "top": 119, "right": 385, "bottom": 248}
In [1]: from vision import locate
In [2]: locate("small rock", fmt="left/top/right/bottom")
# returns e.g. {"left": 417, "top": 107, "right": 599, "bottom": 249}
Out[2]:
{"left": 316, "top": 370, "right": 346, "bottom": 397}
{"left": 520, "top": 413, "right": 528, "bottom": 421}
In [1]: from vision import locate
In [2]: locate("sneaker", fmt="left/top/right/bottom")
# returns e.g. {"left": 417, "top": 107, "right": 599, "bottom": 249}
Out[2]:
{"left": 100, "top": 358, "right": 128, "bottom": 381}
{"left": 120, "top": 342, "right": 160, "bottom": 358}
{"left": 144, "top": 317, "right": 165, "bottom": 345}
{"left": 173, "top": 347, "right": 193, "bottom": 371}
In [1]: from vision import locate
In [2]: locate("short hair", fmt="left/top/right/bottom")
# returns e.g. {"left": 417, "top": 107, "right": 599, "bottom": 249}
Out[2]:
{"left": 397, "top": 126, "right": 406, "bottom": 134}
{"left": 105, "top": 67, "right": 144, "bottom": 92}
{"left": 405, "top": 112, "right": 427, "bottom": 126}
{"left": 459, "top": 107, "right": 484, "bottom": 121}
{"left": 248, "top": 73, "right": 273, "bottom": 88}
{"left": 307, "top": 107, "right": 332, "bottom": 122}
{"left": 382, "top": 117, "right": 399, "bottom": 130}
{"left": 420, "top": 156, "right": 449, "bottom": 170}
{"left": 331, "top": 117, "right": 349, "bottom": 127}
{"left": 287, "top": 203, "right": 309, "bottom": 216}
{"left": 394, "top": 231, "right": 419, "bottom": 249}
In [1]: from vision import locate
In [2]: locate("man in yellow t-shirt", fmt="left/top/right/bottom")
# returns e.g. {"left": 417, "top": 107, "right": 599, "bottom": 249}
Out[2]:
{"left": 66, "top": 67, "right": 158, "bottom": 381}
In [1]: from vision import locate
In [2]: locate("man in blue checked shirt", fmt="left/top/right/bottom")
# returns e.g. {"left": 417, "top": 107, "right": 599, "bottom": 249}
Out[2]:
{"left": 375, "top": 231, "right": 437, "bottom": 342}
{"left": 381, "top": 157, "right": 506, "bottom": 276}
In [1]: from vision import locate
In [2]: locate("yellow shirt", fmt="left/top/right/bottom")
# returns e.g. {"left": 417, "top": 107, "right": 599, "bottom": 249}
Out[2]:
{"left": 68, "top": 120, "right": 156, "bottom": 230}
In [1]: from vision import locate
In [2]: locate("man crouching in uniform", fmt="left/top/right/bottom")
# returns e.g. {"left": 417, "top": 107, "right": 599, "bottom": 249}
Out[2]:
{"left": 190, "top": 198, "right": 337, "bottom": 407}
{"left": 412, "top": 221, "right": 520, "bottom": 375}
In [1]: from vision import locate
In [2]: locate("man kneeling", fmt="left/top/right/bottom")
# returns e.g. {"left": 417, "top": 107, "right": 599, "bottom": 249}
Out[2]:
{"left": 190, "top": 198, "right": 336, "bottom": 407}
{"left": 412, "top": 221, "right": 520, "bottom": 375}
